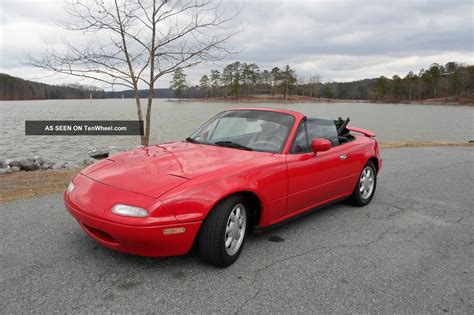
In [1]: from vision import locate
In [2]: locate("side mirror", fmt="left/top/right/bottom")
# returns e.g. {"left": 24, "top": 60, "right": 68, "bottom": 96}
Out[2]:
{"left": 311, "top": 138, "right": 332, "bottom": 154}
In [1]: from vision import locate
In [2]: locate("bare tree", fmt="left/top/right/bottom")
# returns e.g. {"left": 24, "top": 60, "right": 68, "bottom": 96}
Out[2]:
{"left": 308, "top": 75, "right": 320, "bottom": 98}
{"left": 296, "top": 75, "right": 306, "bottom": 96}
{"left": 28, "top": 0, "right": 241, "bottom": 145}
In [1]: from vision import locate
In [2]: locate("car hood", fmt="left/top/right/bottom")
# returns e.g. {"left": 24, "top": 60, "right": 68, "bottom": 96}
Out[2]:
{"left": 81, "top": 141, "right": 267, "bottom": 198}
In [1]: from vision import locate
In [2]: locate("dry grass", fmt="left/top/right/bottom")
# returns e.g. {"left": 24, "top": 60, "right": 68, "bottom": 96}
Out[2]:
{"left": 0, "top": 141, "right": 472, "bottom": 203}
{"left": 0, "top": 169, "right": 79, "bottom": 203}
{"left": 379, "top": 141, "right": 473, "bottom": 149}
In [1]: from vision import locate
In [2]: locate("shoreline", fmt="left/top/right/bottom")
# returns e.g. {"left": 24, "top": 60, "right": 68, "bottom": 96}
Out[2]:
{"left": 192, "top": 96, "right": 474, "bottom": 106}
{"left": 0, "top": 141, "right": 472, "bottom": 204}
{"left": 1, "top": 97, "right": 472, "bottom": 106}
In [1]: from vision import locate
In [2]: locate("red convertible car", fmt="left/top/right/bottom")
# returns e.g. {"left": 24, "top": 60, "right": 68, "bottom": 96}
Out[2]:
{"left": 65, "top": 108, "right": 381, "bottom": 267}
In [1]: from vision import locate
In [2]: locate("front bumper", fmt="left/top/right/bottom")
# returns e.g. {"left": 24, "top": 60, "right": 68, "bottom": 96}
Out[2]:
{"left": 65, "top": 193, "right": 201, "bottom": 257}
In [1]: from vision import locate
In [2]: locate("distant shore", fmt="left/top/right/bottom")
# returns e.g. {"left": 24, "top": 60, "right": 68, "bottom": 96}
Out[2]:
{"left": 2, "top": 94, "right": 473, "bottom": 106}
{"left": 171, "top": 94, "right": 474, "bottom": 106}
{"left": 1, "top": 141, "right": 472, "bottom": 204}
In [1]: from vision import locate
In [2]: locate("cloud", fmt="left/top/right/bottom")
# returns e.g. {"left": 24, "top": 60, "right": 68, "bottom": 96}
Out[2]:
{"left": 0, "top": 0, "right": 472, "bottom": 88}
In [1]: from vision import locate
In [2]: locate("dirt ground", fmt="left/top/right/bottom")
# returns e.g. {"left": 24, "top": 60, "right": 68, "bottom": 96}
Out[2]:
{"left": 0, "top": 169, "right": 79, "bottom": 203}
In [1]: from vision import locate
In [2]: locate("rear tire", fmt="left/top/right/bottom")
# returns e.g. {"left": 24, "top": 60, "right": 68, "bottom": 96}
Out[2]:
{"left": 350, "top": 161, "right": 377, "bottom": 207}
{"left": 198, "top": 195, "right": 248, "bottom": 267}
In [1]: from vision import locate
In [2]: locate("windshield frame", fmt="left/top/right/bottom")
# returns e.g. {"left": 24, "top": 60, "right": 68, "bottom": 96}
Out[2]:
{"left": 187, "top": 109, "right": 296, "bottom": 154}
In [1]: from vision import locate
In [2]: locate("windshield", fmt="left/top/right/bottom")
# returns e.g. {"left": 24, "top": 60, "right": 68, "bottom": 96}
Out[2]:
{"left": 189, "top": 110, "right": 294, "bottom": 153}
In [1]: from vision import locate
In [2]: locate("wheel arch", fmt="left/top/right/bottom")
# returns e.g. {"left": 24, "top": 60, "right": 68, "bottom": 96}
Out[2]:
{"left": 368, "top": 156, "right": 380, "bottom": 173}
{"left": 191, "top": 190, "right": 263, "bottom": 252}
{"left": 205, "top": 190, "right": 263, "bottom": 230}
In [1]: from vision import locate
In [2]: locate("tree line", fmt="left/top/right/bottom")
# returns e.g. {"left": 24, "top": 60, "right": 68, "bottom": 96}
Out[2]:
{"left": 370, "top": 62, "right": 473, "bottom": 102}
{"left": 0, "top": 73, "right": 105, "bottom": 100}
{"left": 171, "top": 62, "right": 302, "bottom": 100}
{"left": 2, "top": 61, "right": 472, "bottom": 102}
{"left": 170, "top": 61, "right": 474, "bottom": 102}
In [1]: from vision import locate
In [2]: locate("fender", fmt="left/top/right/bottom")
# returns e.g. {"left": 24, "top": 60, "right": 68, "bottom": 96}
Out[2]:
{"left": 158, "top": 155, "right": 288, "bottom": 225}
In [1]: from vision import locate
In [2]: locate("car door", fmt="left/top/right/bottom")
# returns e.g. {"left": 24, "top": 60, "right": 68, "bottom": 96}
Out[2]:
{"left": 285, "top": 118, "right": 357, "bottom": 216}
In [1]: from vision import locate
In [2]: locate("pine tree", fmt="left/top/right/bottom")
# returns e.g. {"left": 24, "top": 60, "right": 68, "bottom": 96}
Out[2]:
{"left": 170, "top": 69, "right": 188, "bottom": 99}
{"left": 199, "top": 75, "right": 210, "bottom": 98}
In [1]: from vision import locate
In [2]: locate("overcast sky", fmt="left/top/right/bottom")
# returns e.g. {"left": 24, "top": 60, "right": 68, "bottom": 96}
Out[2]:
{"left": 0, "top": 0, "right": 473, "bottom": 89}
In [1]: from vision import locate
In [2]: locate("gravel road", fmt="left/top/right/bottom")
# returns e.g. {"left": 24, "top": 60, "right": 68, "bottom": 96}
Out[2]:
{"left": 1, "top": 147, "right": 473, "bottom": 313}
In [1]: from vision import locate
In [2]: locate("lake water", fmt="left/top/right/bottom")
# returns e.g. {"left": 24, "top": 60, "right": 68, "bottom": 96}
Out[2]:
{"left": 0, "top": 99, "right": 473, "bottom": 162}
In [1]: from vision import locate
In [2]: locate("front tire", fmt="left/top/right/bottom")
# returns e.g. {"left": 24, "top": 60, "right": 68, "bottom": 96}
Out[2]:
{"left": 350, "top": 161, "right": 377, "bottom": 206}
{"left": 198, "top": 195, "right": 248, "bottom": 267}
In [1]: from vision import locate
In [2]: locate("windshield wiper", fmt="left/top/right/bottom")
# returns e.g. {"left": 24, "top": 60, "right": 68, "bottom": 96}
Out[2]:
{"left": 214, "top": 141, "right": 253, "bottom": 151}
{"left": 185, "top": 137, "right": 200, "bottom": 144}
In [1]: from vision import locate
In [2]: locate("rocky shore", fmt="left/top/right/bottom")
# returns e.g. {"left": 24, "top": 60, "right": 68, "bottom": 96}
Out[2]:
{"left": 0, "top": 145, "right": 138, "bottom": 174}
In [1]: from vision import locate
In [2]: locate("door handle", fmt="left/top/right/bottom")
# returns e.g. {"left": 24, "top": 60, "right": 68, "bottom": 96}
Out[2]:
{"left": 339, "top": 154, "right": 347, "bottom": 160}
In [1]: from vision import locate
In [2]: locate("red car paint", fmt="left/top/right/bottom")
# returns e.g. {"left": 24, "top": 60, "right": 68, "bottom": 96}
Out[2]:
{"left": 65, "top": 107, "right": 381, "bottom": 257}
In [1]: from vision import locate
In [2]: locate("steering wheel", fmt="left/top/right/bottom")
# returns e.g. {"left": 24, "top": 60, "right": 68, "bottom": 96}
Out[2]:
{"left": 249, "top": 140, "right": 281, "bottom": 151}
{"left": 337, "top": 117, "right": 350, "bottom": 135}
